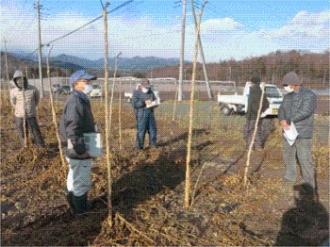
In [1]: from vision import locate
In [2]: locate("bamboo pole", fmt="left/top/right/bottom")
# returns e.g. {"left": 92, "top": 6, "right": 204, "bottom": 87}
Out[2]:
{"left": 243, "top": 84, "right": 265, "bottom": 186}
{"left": 190, "top": 0, "right": 212, "bottom": 99}
{"left": 172, "top": 80, "right": 178, "bottom": 122}
{"left": 184, "top": 1, "right": 207, "bottom": 209}
{"left": 178, "top": 0, "right": 186, "bottom": 102}
{"left": 118, "top": 77, "right": 123, "bottom": 151}
{"left": 21, "top": 75, "right": 28, "bottom": 148}
{"left": 167, "top": 80, "right": 179, "bottom": 159}
{"left": 109, "top": 52, "right": 122, "bottom": 134}
{"left": 102, "top": 1, "right": 113, "bottom": 226}
{"left": 46, "top": 46, "right": 66, "bottom": 167}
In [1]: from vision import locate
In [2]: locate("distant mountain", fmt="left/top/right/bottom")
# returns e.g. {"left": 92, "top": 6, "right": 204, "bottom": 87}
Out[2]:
{"left": 52, "top": 54, "right": 98, "bottom": 69}
{"left": 9, "top": 51, "right": 183, "bottom": 72}
{"left": 7, "top": 50, "right": 38, "bottom": 62}
{"left": 52, "top": 54, "right": 182, "bottom": 72}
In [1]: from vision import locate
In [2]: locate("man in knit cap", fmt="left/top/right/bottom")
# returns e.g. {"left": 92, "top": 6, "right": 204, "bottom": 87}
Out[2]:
{"left": 278, "top": 71, "right": 317, "bottom": 197}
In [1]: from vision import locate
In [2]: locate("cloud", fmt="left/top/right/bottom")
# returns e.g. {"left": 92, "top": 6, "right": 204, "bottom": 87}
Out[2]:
{"left": 1, "top": 1, "right": 328, "bottom": 63}
{"left": 268, "top": 10, "right": 330, "bottom": 39}
{"left": 201, "top": 18, "right": 244, "bottom": 32}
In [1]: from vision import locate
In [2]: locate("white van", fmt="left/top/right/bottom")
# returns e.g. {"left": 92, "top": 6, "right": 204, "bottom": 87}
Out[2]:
{"left": 217, "top": 82, "right": 283, "bottom": 116}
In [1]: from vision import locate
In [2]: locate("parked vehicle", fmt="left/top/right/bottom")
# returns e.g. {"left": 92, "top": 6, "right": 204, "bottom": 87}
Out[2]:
{"left": 217, "top": 81, "right": 283, "bottom": 116}
{"left": 57, "top": 84, "right": 72, "bottom": 95}
{"left": 124, "top": 84, "right": 160, "bottom": 104}
{"left": 51, "top": 84, "right": 61, "bottom": 93}
{"left": 88, "top": 84, "right": 102, "bottom": 97}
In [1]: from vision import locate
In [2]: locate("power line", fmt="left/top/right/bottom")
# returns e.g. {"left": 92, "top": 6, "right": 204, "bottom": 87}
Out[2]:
{"left": 44, "top": 0, "right": 134, "bottom": 46}
{"left": 13, "top": 0, "right": 134, "bottom": 61}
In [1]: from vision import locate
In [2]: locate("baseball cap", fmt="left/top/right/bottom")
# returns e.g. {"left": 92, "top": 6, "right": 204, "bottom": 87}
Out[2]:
{"left": 282, "top": 72, "right": 301, "bottom": 86}
{"left": 70, "top": 70, "right": 96, "bottom": 85}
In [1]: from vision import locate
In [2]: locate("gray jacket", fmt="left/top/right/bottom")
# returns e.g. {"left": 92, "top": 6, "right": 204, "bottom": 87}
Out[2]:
{"left": 278, "top": 87, "right": 317, "bottom": 139}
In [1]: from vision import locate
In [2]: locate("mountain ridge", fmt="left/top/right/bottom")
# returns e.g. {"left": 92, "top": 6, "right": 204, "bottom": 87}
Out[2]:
{"left": 8, "top": 51, "right": 184, "bottom": 72}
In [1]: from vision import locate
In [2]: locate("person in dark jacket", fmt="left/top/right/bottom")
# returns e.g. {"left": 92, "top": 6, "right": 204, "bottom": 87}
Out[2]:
{"left": 278, "top": 71, "right": 317, "bottom": 195}
{"left": 132, "top": 79, "right": 157, "bottom": 150}
{"left": 10, "top": 70, "right": 45, "bottom": 148}
{"left": 59, "top": 70, "right": 97, "bottom": 215}
{"left": 243, "top": 77, "right": 269, "bottom": 149}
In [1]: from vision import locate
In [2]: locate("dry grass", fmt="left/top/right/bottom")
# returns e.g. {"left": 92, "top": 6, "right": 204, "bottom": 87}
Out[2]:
{"left": 1, "top": 90, "right": 329, "bottom": 246}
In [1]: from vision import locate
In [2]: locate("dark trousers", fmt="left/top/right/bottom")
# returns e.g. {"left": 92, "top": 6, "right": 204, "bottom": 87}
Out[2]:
{"left": 15, "top": 116, "right": 45, "bottom": 148}
{"left": 244, "top": 119, "right": 263, "bottom": 148}
{"left": 136, "top": 111, "right": 157, "bottom": 150}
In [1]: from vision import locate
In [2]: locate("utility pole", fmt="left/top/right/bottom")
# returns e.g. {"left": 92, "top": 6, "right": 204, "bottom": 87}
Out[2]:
{"left": 190, "top": 0, "right": 212, "bottom": 99}
{"left": 178, "top": 0, "right": 186, "bottom": 101}
{"left": 3, "top": 38, "right": 10, "bottom": 90}
{"left": 36, "top": 0, "right": 44, "bottom": 98}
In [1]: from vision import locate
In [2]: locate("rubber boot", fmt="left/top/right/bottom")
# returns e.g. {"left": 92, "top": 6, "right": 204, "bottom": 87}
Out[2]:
{"left": 73, "top": 193, "right": 90, "bottom": 215}
{"left": 66, "top": 191, "right": 76, "bottom": 213}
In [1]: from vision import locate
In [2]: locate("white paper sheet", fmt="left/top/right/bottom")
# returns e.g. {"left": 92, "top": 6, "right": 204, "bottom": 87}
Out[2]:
{"left": 283, "top": 122, "right": 299, "bottom": 146}
{"left": 146, "top": 100, "right": 159, "bottom": 109}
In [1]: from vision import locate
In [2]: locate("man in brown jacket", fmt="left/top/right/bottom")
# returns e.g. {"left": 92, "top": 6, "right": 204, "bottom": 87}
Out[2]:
{"left": 10, "top": 70, "right": 45, "bottom": 148}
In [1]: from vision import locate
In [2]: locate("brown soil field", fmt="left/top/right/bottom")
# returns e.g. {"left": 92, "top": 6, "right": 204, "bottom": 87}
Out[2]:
{"left": 1, "top": 89, "right": 329, "bottom": 246}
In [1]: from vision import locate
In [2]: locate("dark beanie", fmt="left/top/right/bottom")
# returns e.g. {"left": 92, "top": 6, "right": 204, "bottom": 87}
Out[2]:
{"left": 251, "top": 77, "right": 261, "bottom": 84}
{"left": 282, "top": 72, "right": 301, "bottom": 86}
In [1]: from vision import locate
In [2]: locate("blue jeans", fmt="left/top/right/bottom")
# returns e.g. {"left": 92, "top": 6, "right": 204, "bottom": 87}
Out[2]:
{"left": 282, "top": 138, "right": 315, "bottom": 188}
{"left": 136, "top": 110, "right": 157, "bottom": 150}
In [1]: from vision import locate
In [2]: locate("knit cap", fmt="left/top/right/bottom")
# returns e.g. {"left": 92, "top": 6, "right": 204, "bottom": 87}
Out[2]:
{"left": 282, "top": 72, "right": 301, "bottom": 86}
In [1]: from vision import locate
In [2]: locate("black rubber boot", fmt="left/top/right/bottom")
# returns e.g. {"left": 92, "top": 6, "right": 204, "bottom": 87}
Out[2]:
{"left": 66, "top": 191, "right": 76, "bottom": 213}
{"left": 72, "top": 193, "right": 90, "bottom": 215}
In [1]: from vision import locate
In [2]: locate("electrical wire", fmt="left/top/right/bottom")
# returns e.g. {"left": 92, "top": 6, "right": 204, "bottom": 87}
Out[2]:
{"left": 43, "top": 0, "right": 134, "bottom": 46}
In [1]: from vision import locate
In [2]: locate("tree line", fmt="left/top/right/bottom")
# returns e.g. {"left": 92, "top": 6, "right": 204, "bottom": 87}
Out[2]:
{"left": 2, "top": 49, "right": 329, "bottom": 88}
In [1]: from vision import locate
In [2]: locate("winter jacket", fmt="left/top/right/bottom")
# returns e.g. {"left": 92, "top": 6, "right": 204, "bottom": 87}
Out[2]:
{"left": 60, "top": 89, "right": 96, "bottom": 158}
{"left": 246, "top": 85, "right": 269, "bottom": 120}
{"left": 10, "top": 84, "right": 40, "bottom": 118}
{"left": 132, "top": 88, "right": 157, "bottom": 119}
{"left": 278, "top": 86, "right": 317, "bottom": 139}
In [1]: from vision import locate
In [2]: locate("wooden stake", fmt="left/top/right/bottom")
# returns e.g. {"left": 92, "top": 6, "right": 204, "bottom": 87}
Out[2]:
{"left": 184, "top": 1, "right": 208, "bottom": 209}
{"left": 243, "top": 84, "right": 266, "bottom": 186}
{"left": 102, "top": 1, "right": 113, "bottom": 226}
{"left": 46, "top": 46, "right": 66, "bottom": 167}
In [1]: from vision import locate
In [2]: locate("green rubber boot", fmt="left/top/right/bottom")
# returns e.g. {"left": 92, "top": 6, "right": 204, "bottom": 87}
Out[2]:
{"left": 72, "top": 193, "right": 90, "bottom": 215}
{"left": 66, "top": 191, "right": 76, "bottom": 213}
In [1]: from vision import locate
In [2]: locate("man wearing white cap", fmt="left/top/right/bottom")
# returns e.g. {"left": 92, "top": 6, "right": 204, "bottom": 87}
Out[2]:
{"left": 59, "top": 70, "right": 97, "bottom": 215}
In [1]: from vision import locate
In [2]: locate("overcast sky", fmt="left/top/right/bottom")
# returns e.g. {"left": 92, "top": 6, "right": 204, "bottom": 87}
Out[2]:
{"left": 1, "top": 0, "right": 329, "bottom": 62}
